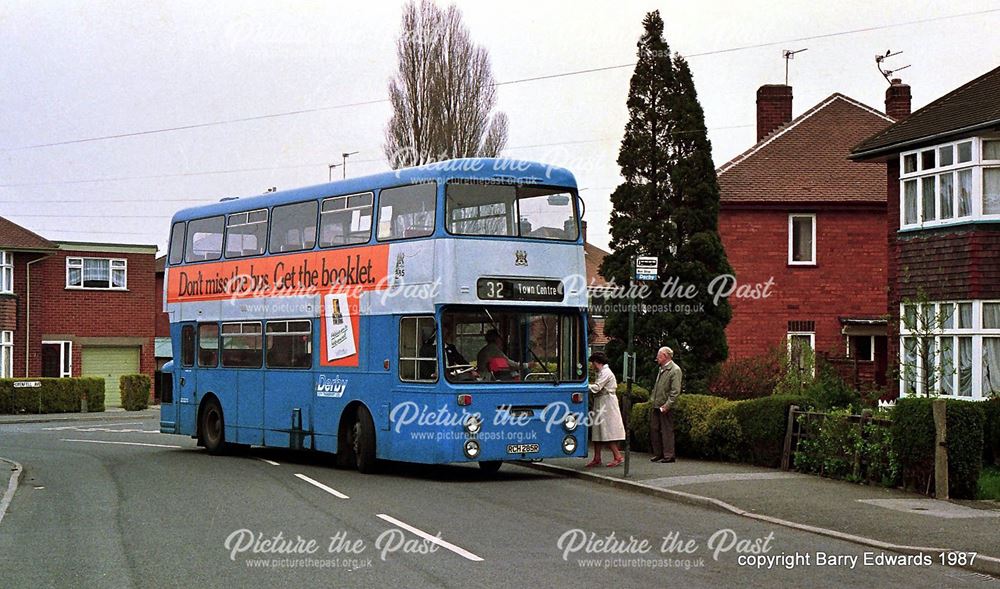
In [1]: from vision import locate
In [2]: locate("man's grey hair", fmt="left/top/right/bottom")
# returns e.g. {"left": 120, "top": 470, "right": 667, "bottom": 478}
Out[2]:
{"left": 658, "top": 346, "right": 673, "bottom": 357}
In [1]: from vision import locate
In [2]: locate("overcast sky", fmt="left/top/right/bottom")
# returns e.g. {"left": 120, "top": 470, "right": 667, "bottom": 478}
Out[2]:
{"left": 1, "top": 1, "right": 998, "bottom": 254}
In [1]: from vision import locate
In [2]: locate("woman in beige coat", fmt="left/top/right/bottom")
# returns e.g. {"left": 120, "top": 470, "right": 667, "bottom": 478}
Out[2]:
{"left": 585, "top": 352, "right": 626, "bottom": 467}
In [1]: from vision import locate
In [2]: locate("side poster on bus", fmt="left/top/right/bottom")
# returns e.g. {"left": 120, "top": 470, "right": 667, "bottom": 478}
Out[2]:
{"left": 165, "top": 245, "right": 392, "bottom": 367}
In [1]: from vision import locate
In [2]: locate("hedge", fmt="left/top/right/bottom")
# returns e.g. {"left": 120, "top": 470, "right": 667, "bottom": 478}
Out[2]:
{"left": 674, "top": 394, "right": 729, "bottom": 458}
{"left": 630, "top": 401, "right": 652, "bottom": 453}
{"left": 731, "top": 395, "right": 812, "bottom": 467}
{"left": 120, "top": 374, "right": 152, "bottom": 411}
{"left": 891, "top": 398, "right": 985, "bottom": 500}
{"left": 983, "top": 397, "right": 1000, "bottom": 467}
{"left": 0, "top": 378, "right": 106, "bottom": 414}
{"left": 617, "top": 383, "right": 650, "bottom": 406}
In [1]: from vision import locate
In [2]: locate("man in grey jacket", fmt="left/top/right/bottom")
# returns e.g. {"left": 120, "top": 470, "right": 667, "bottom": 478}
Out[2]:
{"left": 649, "top": 346, "right": 682, "bottom": 463}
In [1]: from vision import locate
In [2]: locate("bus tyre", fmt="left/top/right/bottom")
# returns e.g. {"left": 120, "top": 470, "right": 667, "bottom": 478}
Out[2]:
{"left": 200, "top": 398, "right": 228, "bottom": 455}
{"left": 479, "top": 461, "right": 503, "bottom": 475}
{"left": 353, "top": 406, "right": 378, "bottom": 474}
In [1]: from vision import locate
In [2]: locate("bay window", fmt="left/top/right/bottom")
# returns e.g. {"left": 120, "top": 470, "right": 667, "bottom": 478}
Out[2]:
{"left": 900, "top": 137, "right": 1000, "bottom": 229}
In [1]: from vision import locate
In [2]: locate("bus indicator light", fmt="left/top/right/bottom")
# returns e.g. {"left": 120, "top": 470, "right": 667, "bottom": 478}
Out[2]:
{"left": 457, "top": 394, "right": 473, "bottom": 406}
{"left": 571, "top": 392, "right": 583, "bottom": 404}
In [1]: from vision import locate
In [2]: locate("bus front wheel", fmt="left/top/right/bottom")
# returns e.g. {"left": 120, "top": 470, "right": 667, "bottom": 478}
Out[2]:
{"left": 200, "top": 398, "right": 228, "bottom": 455}
{"left": 353, "top": 406, "right": 378, "bottom": 474}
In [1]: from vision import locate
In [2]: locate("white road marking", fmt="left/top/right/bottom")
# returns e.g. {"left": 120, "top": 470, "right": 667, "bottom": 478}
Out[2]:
{"left": 294, "top": 473, "right": 349, "bottom": 499}
{"left": 44, "top": 422, "right": 145, "bottom": 430}
{"left": 61, "top": 439, "right": 182, "bottom": 449}
{"left": 376, "top": 513, "right": 484, "bottom": 562}
{"left": 45, "top": 425, "right": 160, "bottom": 433}
{"left": 256, "top": 458, "right": 280, "bottom": 466}
{"left": 0, "top": 457, "right": 23, "bottom": 526}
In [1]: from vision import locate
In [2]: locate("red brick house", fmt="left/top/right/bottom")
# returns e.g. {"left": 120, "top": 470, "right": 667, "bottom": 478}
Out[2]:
{"left": 852, "top": 66, "right": 1000, "bottom": 400}
{"left": 0, "top": 216, "right": 157, "bottom": 406}
{"left": 717, "top": 85, "right": 901, "bottom": 387}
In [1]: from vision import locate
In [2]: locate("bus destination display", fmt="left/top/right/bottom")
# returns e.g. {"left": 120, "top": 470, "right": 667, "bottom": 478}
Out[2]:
{"left": 477, "top": 277, "right": 564, "bottom": 302}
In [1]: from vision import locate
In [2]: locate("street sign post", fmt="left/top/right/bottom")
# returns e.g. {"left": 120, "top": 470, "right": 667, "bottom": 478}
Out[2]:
{"left": 624, "top": 256, "right": 657, "bottom": 477}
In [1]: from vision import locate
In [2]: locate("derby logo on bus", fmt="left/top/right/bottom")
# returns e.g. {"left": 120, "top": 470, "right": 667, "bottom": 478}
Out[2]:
{"left": 316, "top": 375, "right": 348, "bottom": 398}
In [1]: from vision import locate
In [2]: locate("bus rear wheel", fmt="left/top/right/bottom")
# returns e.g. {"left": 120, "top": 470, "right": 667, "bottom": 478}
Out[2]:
{"left": 352, "top": 406, "right": 378, "bottom": 474}
{"left": 479, "top": 461, "right": 503, "bottom": 475}
{"left": 200, "top": 398, "right": 228, "bottom": 455}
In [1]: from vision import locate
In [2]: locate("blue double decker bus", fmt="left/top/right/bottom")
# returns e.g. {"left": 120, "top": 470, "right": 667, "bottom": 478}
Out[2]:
{"left": 160, "top": 158, "right": 590, "bottom": 473}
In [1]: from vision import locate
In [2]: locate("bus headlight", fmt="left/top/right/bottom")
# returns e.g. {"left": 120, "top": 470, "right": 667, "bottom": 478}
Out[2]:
{"left": 563, "top": 413, "right": 579, "bottom": 432}
{"left": 464, "top": 414, "right": 483, "bottom": 435}
{"left": 464, "top": 439, "right": 481, "bottom": 459}
{"left": 562, "top": 435, "right": 577, "bottom": 455}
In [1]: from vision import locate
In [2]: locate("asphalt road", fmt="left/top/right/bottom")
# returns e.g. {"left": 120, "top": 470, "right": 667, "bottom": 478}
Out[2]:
{"left": 0, "top": 414, "right": 994, "bottom": 588}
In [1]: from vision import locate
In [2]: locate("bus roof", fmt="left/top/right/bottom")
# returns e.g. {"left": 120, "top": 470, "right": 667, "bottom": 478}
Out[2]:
{"left": 170, "top": 158, "right": 577, "bottom": 223}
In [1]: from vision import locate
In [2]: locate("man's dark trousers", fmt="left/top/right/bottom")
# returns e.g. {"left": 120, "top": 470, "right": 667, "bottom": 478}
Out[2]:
{"left": 650, "top": 409, "right": 675, "bottom": 460}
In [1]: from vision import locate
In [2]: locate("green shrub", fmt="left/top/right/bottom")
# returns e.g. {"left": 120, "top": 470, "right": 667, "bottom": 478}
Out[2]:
{"left": 803, "top": 364, "right": 862, "bottom": 411}
{"left": 81, "top": 378, "right": 106, "bottom": 412}
{"left": 892, "top": 398, "right": 985, "bottom": 499}
{"left": 983, "top": 397, "right": 1000, "bottom": 467}
{"left": 0, "top": 378, "right": 107, "bottom": 414}
{"left": 674, "top": 394, "right": 729, "bottom": 458}
{"left": 794, "top": 410, "right": 899, "bottom": 486}
{"left": 705, "top": 402, "right": 743, "bottom": 462}
{"left": 120, "top": 374, "right": 151, "bottom": 411}
{"left": 617, "top": 383, "right": 650, "bottom": 405}
{"left": 728, "top": 395, "right": 811, "bottom": 467}
{"left": 629, "top": 402, "right": 652, "bottom": 453}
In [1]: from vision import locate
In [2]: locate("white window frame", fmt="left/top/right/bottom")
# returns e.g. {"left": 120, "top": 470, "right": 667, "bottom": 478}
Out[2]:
{"left": 899, "top": 300, "right": 1000, "bottom": 399}
{"left": 41, "top": 340, "right": 72, "bottom": 378}
{"left": 787, "top": 331, "right": 816, "bottom": 376}
{"left": 899, "top": 136, "right": 1000, "bottom": 230}
{"left": 1, "top": 330, "right": 12, "bottom": 378}
{"left": 788, "top": 214, "right": 816, "bottom": 266}
{"left": 66, "top": 257, "right": 128, "bottom": 290}
{"left": 0, "top": 251, "right": 12, "bottom": 294}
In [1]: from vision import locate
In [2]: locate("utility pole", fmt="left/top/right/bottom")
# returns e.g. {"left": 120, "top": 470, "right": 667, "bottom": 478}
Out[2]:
{"left": 328, "top": 164, "right": 341, "bottom": 182}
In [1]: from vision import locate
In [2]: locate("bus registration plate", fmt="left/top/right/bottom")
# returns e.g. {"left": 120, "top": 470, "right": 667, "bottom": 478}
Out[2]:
{"left": 507, "top": 443, "right": 540, "bottom": 454}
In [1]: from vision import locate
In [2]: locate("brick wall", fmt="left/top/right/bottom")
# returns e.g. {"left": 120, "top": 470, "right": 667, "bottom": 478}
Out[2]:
{"left": 16, "top": 249, "right": 156, "bottom": 383}
{"left": 155, "top": 272, "right": 170, "bottom": 337}
{"left": 719, "top": 205, "right": 887, "bottom": 363}
{"left": 0, "top": 296, "right": 16, "bottom": 331}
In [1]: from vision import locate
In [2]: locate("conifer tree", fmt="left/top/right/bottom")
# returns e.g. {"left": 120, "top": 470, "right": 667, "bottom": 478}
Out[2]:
{"left": 599, "top": 11, "right": 732, "bottom": 390}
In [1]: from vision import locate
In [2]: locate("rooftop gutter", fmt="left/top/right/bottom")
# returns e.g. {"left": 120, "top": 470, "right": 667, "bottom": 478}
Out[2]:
{"left": 850, "top": 118, "right": 1000, "bottom": 161}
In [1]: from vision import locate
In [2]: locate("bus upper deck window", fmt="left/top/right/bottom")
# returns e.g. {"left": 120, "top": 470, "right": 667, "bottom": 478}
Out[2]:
{"left": 226, "top": 209, "right": 268, "bottom": 258}
{"left": 168, "top": 222, "right": 185, "bottom": 265}
{"left": 269, "top": 201, "right": 318, "bottom": 254}
{"left": 185, "top": 216, "right": 224, "bottom": 263}
{"left": 376, "top": 184, "right": 436, "bottom": 241}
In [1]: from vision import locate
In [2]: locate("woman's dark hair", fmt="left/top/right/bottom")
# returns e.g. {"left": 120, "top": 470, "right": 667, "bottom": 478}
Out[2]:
{"left": 588, "top": 351, "right": 608, "bottom": 365}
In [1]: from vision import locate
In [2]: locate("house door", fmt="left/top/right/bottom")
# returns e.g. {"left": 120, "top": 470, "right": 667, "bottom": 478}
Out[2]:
{"left": 874, "top": 336, "right": 888, "bottom": 387}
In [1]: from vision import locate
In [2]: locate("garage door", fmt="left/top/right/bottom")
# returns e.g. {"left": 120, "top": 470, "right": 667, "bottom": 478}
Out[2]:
{"left": 82, "top": 347, "right": 140, "bottom": 408}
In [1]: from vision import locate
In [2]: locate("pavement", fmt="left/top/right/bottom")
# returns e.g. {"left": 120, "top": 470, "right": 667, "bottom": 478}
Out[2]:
{"left": 521, "top": 448, "right": 1000, "bottom": 577}
{"left": 0, "top": 407, "right": 159, "bottom": 425}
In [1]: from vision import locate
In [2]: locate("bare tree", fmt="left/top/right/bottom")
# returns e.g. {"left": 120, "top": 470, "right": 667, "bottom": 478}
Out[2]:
{"left": 384, "top": 0, "right": 508, "bottom": 168}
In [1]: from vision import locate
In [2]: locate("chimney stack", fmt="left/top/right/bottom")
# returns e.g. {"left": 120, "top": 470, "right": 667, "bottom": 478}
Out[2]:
{"left": 756, "top": 85, "right": 793, "bottom": 142}
{"left": 885, "top": 78, "right": 911, "bottom": 121}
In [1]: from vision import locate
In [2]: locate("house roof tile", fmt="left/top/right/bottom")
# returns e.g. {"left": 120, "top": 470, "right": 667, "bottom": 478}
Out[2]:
{"left": 719, "top": 94, "right": 893, "bottom": 204}
{"left": 0, "top": 216, "right": 57, "bottom": 252}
